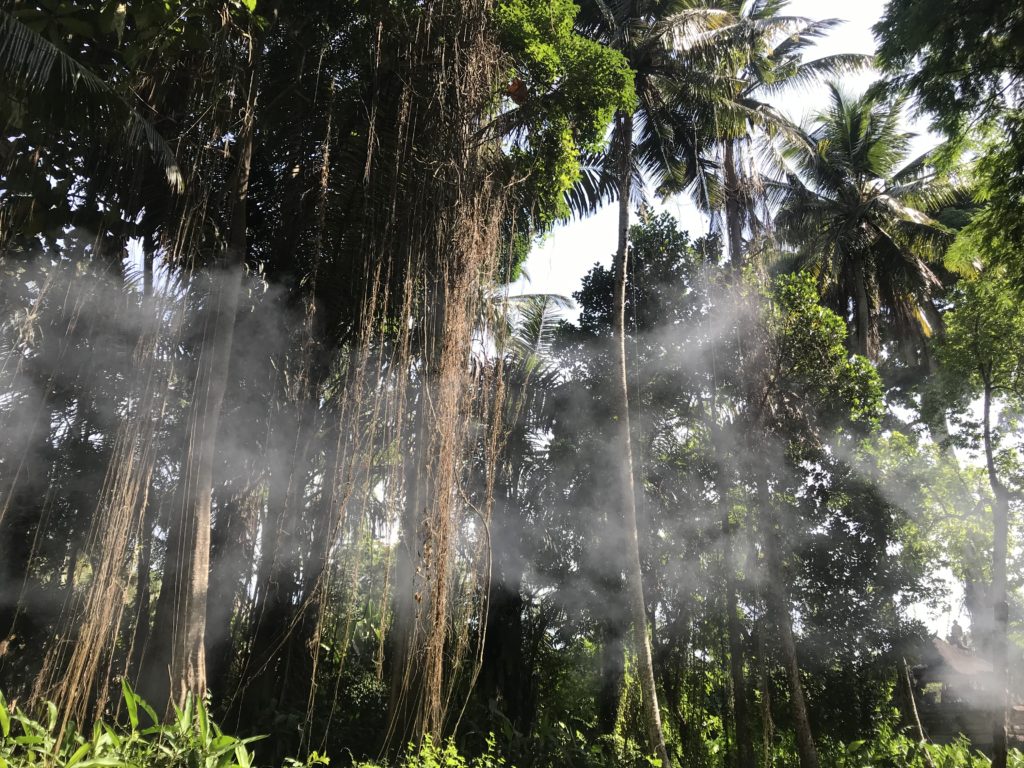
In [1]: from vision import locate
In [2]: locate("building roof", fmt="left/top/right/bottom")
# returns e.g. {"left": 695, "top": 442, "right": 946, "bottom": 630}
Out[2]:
{"left": 927, "top": 637, "right": 992, "bottom": 677}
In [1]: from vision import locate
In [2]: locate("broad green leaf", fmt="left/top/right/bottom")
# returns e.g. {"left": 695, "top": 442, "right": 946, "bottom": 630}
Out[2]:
{"left": 121, "top": 679, "right": 138, "bottom": 731}
{"left": 65, "top": 742, "right": 93, "bottom": 767}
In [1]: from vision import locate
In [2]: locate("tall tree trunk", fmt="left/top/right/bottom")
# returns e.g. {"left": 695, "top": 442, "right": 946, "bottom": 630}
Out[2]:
{"left": 146, "top": 59, "right": 260, "bottom": 715}
{"left": 612, "top": 110, "right": 671, "bottom": 768}
{"left": 237, "top": 399, "right": 315, "bottom": 729}
{"left": 710, "top": 361, "right": 753, "bottom": 768}
{"left": 757, "top": 620, "right": 775, "bottom": 768}
{"left": 898, "top": 657, "right": 936, "bottom": 768}
{"left": 723, "top": 141, "right": 744, "bottom": 269}
{"left": 386, "top": 384, "right": 429, "bottom": 748}
{"left": 596, "top": 577, "right": 628, "bottom": 736}
{"left": 0, "top": 387, "right": 48, "bottom": 648}
{"left": 129, "top": 493, "right": 155, "bottom": 682}
{"left": 723, "top": 514, "right": 753, "bottom": 768}
{"left": 983, "top": 378, "right": 1008, "bottom": 768}
{"left": 757, "top": 481, "right": 819, "bottom": 768}
{"left": 853, "top": 270, "right": 873, "bottom": 360}
{"left": 479, "top": 487, "right": 530, "bottom": 732}
{"left": 205, "top": 478, "right": 256, "bottom": 703}
{"left": 760, "top": 487, "right": 818, "bottom": 768}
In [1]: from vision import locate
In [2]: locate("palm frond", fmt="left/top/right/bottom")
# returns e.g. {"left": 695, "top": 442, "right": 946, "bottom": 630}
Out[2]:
{"left": 0, "top": 10, "right": 183, "bottom": 191}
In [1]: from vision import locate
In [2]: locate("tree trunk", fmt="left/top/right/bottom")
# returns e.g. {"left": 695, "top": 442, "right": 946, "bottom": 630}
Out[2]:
{"left": 898, "top": 657, "right": 936, "bottom": 768}
{"left": 237, "top": 399, "right": 315, "bottom": 729}
{"left": 710, "top": 370, "right": 753, "bottom": 767}
{"left": 612, "top": 109, "right": 671, "bottom": 768}
{"left": 761, "top": 498, "right": 819, "bottom": 768}
{"left": 853, "top": 269, "right": 874, "bottom": 360}
{"left": 479, "top": 486, "right": 530, "bottom": 732}
{"left": 147, "top": 60, "right": 259, "bottom": 716}
{"left": 205, "top": 479, "right": 255, "bottom": 704}
{"left": 129, "top": 495, "right": 155, "bottom": 681}
{"left": 723, "top": 141, "right": 744, "bottom": 269}
{"left": 596, "top": 582, "right": 628, "bottom": 736}
{"left": 724, "top": 524, "right": 753, "bottom": 768}
{"left": 757, "top": 620, "right": 775, "bottom": 768}
{"left": 983, "top": 379, "right": 1008, "bottom": 768}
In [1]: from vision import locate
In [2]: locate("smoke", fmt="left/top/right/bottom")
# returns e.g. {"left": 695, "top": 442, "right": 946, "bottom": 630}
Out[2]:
{"left": 0, "top": 238, "right": 317, "bottom": 709}
{"left": 2, "top": 208, "right": 1017, "bottom": 755}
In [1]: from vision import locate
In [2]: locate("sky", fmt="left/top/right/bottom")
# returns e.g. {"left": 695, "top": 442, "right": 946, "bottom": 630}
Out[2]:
{"left": 508, "top": 0, "right": 964, "bottom": 637}
{"left": 509, "top": 0, "right": 935, "bottom": 305}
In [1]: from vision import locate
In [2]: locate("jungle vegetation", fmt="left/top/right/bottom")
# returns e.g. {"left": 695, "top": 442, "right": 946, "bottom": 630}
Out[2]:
{"left": 0, "top": 0, "right": 1022, "bottom": 767}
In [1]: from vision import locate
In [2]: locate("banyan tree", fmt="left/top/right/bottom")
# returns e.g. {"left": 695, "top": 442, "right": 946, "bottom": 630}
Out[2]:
{"left": 0, "top": 0, "right": 631, "bottom": 756}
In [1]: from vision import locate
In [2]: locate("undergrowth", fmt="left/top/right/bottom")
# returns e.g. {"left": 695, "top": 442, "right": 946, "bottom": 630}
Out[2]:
{"left": 1, "top": 685, "right": 1022, "bottom": 768}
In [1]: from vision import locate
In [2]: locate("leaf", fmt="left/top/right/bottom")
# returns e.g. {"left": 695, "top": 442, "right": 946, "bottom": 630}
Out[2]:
{"left": 196, "top": 699, "right": 209, "bottom": 744}
{"left": 65, "top": 742, "right": 93, "bottom": 767}
{"left": 121, "top": 679, "right": 138, "bottom": 731}
{"left": 0, "top": 691, "right": 9, "bottom": 738}
{"left": 137, "top": 698, "right": 159, "bottom": 728}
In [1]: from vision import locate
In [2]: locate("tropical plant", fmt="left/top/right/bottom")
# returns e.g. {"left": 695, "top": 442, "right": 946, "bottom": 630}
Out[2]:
{"left": 771, "top": 84, "right": 956, "bottom": 360}
{"left": 925, "top": 269, "right": 1024, "bottom": 768}
{"left": 660, "top": 1, "right": 870, "bottom": 269}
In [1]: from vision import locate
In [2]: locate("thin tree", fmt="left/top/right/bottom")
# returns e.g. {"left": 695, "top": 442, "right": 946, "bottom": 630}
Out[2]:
{"left": 571, "top": 2, "right": 807, "bottom": 761}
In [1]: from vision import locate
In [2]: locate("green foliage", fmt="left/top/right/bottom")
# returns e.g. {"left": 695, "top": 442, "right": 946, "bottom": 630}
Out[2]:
{"left": 0, "top": 684, "right": 282, "bottom": 768}
{"left": 769, "top": 272, "right": 885, "bottom": 430}
{"left": 355, "top": 734, "right": 507, "bottom": 768}
{"left": 937, "top": 271, "right": 1024, "bottom": 401}
{"left": 876, "top": 0, "right": 1024, "bottom": 290}
{"left": 494, "top": 0, "right": 635, "bottom": 225}
{"left": 945, "top": 122, "right": 1024, "bottom": 294}
{"left": 875, "top": 0, "right": 1024, "bottom": 139}
{"left": 926, "top": 269, "right": 1024, "bottom": 471}
{"left": 772, "top": 84, "right": 954, "bottom": 360}
{"left": 835, "top": 732, "right": 1024, "bottom": 767}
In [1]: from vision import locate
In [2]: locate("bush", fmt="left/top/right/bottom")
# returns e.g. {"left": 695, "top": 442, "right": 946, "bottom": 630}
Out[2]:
{"left": 355, "top": 733, "right": 507, "bottom": 768}
{"left": 0, "top": 682, "right": 328, "bottom": 768}
{"left": 834, "top": 733, "right": 1024, "bottom": 768}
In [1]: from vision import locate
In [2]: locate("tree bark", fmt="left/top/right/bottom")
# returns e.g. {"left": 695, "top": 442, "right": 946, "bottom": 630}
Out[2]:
{"left": 760, "top": 495, "right": 819, "bottom": 768}
{"left": 853, "top": 269, "right": 874, "bottom": 360}
{"left": 898, "top": 657, "right": 936, "bottom": 768}
{"left": 612, "top": 109, "right": 671, "bottom": 768}
{"left": 983, "top": 379, "right": 1008, "bottom": 768}
{"left": 723, "top": 515, "right": 754, "bottom": 768}
{"left": 710, "top": 364, "right": 753, "bottom": 768}
{"left": 479, "top": 486, "right": 530, "bottom": 732}
{"left": 146, "top": 58, "right": 259, "bottom": 716}
{"left": 723, "top": 141, "right": 744, "bottom": 269}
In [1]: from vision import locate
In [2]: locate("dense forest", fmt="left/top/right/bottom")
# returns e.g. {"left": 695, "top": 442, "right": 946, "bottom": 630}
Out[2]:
{"left": 1, "top": 1, "right": 1023, "bottom": 766}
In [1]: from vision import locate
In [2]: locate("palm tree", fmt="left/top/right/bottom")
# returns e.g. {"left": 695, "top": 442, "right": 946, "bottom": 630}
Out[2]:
{"left": 568, "top": 3, "right": 764, "bottom": 764}
{"left": 569, "top": 3, "right": 858, "bottom": 762}
{"left": 475, "top": 294, "right": 567, "bottom": 733}
{"left": 0, "top": 10, "right": 182, "bottom": 193}
{"left": 677, "top": 10, "right": 869, "bottom": 765}
{"left": 771, "top": 84, "right": 954, "bottom": 361}
{"left": 673, "top": 2, "right": 871, "bottom": 269}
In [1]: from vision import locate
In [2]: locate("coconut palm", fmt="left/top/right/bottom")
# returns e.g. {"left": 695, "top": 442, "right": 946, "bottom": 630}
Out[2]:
{"left": 567, "top": 3, "right": 860, "bottom": 763}
{"left": 671, "top": 1, "right": 871, "bottom": 268}
{"left": 567, "top": 4, "right": 755, "bottom": 763}
{"left": 771, "top": 84, "right": 955, "bottom": 361}
{"left": 0, "top": 10, "right": 182, "bottom": 192}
